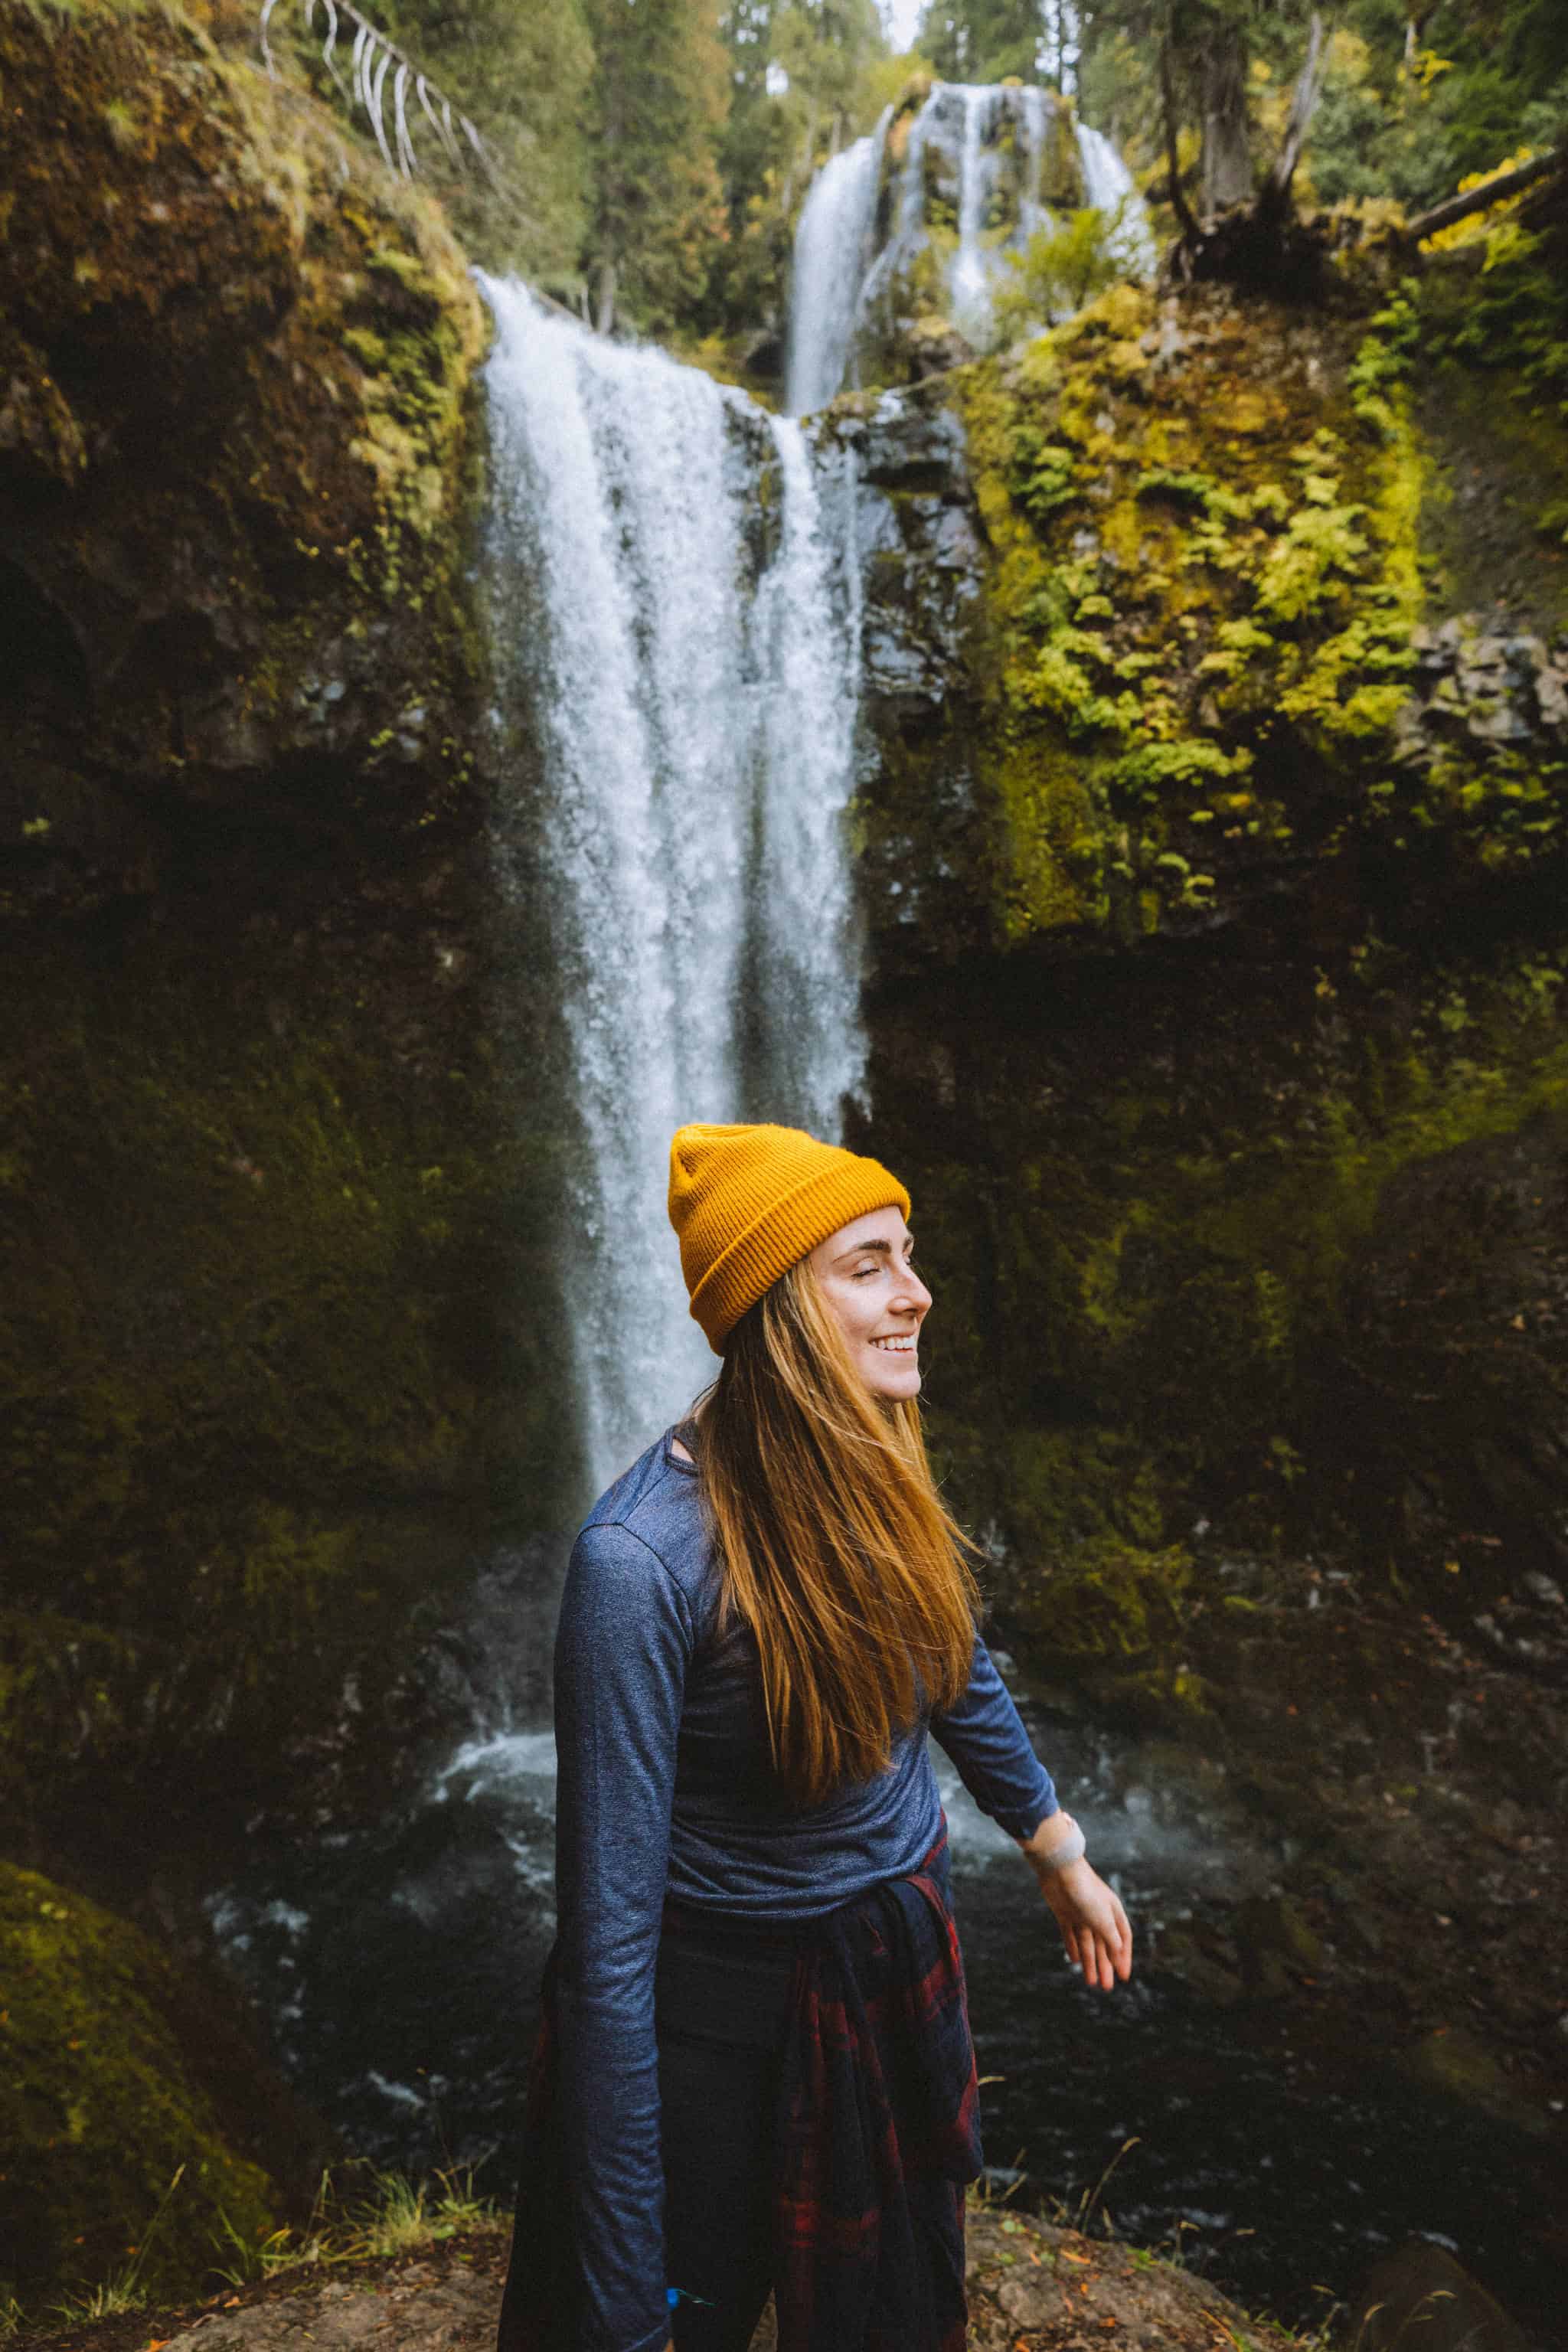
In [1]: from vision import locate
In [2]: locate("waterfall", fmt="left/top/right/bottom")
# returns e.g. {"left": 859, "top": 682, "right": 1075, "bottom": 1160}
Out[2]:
{"left": 1073, "top": 122, "right": 1161, "bottom": 279}
{"left": 949, "top": 85, "right": 1002, "bottom": 348}
{"left": 785, "top": 109, "right": 891, "bottom": 416}
{"left": 479, "top": 280, "right": 865, "bottom": 1492}
{"left": 790, "top": 83, "right": 1155, "bottom": 393}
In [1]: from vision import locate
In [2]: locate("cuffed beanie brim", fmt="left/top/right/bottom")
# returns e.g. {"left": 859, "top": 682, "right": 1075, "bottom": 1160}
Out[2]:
{"left": 668, "top": 1122, "right": 911, "bottom": 1352}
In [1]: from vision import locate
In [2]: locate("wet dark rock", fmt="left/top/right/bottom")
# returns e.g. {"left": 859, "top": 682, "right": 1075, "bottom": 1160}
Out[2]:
{"left": 835, "top": 386, "right": 971, "bottom": 491}
{"left": 1395, "top": 618, "right": 1568, "bottom": 765}
{"left": 1350, "top": 2239, "right": 1534, "bottom": 2352}
{"left": 1401, "top": 2026, "right": 1551, "bottom": 2138}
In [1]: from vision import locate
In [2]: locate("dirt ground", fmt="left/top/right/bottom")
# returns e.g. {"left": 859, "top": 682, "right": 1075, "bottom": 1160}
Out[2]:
{"left": 10, "top": 2206, "right": 1305, "bottom": 2352}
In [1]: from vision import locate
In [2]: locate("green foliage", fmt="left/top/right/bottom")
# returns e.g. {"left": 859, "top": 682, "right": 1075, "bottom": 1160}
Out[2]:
{"left": 263, "top": 0, "right": 594, "bottom": 288}
{"left": 1009, "top": 426, "right": 1080, "bottom": 521}
{"left": 1422, "top": 224, "right": 1568, "bottom": 426}
{"left": 700, "top": 0, "right": 890, "bottom": 345}
{"left": 953, "top": 284, "right": 1436, "bottom": 934}
{"left": 267, "top": 0, "right": 897, "bottom": 339}
{"left": 1348, "top": 279, "right": 1422, "bottom": 441}
{"left": 1073, "top": 0, "right": 1563, "bottom": 233}
{"left": 345, "top": 2164, "right": 500, "bottom": 2256}
{"left": 943, "top": 239, "right": 1568, "bottom": 960}
{"left": 580, "top": 0, "right": 730, "bottom": 334}
{"left": 208, "top": 2160, "right": 503, "bottom": 2291}
{"left": 916, "top": 0, "right": 1044, "bottom": 84}
{"left": 995, "top": 203, "right": 1131, "bottom": 336}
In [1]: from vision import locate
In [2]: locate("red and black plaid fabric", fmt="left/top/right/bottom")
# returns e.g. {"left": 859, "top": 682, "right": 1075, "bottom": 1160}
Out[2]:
{"left": 772, "top": 1831, "right": 981, "bottom": 2352}
{"left": 495, "top": 1830, "right": 982, "bottom": 2352}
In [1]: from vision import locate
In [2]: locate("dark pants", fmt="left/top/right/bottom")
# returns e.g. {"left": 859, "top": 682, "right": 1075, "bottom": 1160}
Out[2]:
{"left": 655, "top": 1906, "right": 803, "bottom": 2352}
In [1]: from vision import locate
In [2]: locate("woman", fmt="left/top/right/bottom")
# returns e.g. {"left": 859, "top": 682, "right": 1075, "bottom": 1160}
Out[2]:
{"left": 497, "top": 1122, "right": 1132, "bottom": 2352}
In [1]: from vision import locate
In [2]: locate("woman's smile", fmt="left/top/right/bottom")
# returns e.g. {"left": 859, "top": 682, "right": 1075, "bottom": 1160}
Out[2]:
{"left": 808, "top": 1204, "right": 933, "bottom": 1400}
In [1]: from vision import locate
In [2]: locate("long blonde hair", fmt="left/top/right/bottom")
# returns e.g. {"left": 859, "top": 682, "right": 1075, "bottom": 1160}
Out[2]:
{"left": 695, "top": 1256, "right": 982, "bottom": 1807}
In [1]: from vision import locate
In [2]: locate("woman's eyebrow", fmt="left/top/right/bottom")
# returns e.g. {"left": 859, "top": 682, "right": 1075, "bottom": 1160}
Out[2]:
{"left": 837, "top": 1236, "right": 892, "bottom": 1259}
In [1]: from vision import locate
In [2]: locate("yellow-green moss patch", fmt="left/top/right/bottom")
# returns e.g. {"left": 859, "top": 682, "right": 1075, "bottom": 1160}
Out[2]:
{"left": 0, "top": 1862, "right": 280, "bottom": 2309}
{"left": 945, "top": 279, "right": 1563, "bottom": 947}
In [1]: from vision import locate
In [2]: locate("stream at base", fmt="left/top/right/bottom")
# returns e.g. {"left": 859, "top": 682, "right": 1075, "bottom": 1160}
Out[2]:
{"left": 207, "top": 1618, "right": 1561, "bottom": 2345}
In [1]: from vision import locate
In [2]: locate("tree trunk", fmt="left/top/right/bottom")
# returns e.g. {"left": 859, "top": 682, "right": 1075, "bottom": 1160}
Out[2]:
{"left": 1200, "top": 27, "right": 1252, "bottom": 214}
{"left": 1403, "top": 149, "right": 1563, "bottom": 242}
{"left": 1160, "top": 24, "right": 1200, "bottom": 248}
{"left": 595, "top": 258, "right": 616, "bottom": 337}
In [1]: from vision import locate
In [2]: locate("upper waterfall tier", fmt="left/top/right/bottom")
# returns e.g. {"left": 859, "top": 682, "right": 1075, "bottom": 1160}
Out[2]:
{"left": 785, "top": 82, "right": 1158, "bottom": 413}
{"left": 480, "top": 280, "right": 867, "bottom": 1492}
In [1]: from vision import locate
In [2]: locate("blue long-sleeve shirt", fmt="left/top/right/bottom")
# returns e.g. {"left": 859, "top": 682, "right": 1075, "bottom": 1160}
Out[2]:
{"left": 551, "top": 1426, "right": 1058, "bottom": 2352}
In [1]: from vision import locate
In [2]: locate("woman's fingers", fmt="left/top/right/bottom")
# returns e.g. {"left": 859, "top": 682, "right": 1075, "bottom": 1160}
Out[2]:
{"left": 1043, "top": 1864, "right": 1135, "bottom": 1988}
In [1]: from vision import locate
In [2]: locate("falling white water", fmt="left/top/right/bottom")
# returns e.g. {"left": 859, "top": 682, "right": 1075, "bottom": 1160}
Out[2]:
{"left": 785, "top": 109, "right": 891, "bottom": 415}
{"left": 753, "top": 421, "right": 864, "bottom": 1117}
{"left": 480, "top": 280, "right": 865, "bottom": 1492}
{"left": 793, "top": 83, "right": 1155, "bottom": 388}
{"left": 949, "top": 85, "right": 1001, "bottom": 347}
{"left": 1073, "top": 122, "right": 1161, "bottom": 279}
{"left": 1018, "top": 85, "right": 1057, "bottom": 237}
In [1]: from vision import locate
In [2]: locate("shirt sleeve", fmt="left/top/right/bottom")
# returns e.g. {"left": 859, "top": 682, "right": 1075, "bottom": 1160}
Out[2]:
{"left": 929, "top": 1632, "right": 1058, "bottom": 1840}
{"left": 553, "top": 1518, "right": 694, "bottom": 2352}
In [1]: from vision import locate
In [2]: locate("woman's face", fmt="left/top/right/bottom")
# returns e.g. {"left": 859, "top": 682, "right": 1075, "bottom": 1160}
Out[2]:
{"left": 807, "top": 1204, "right": 932, "bottom": 1402}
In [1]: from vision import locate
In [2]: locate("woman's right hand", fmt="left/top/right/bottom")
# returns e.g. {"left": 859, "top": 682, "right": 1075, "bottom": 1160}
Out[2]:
{"left": 1037, "top": 1856, "right": 1133, "bottom": 1989}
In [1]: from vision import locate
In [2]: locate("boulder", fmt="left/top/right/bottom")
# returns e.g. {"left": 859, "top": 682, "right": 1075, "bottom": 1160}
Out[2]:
{"left": 1350, "top": 2239, "right": 1534, "bottom": 2352}
{"left": 0, "top": 1860, "right": 327, "bottom": 2308}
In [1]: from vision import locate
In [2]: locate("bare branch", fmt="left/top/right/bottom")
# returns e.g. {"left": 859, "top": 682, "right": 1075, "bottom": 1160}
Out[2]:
{"left": 1266, "top": 11, "right": 1326, "bottom": 205}
{"left": 392, "top": 62, "right": 416, "bottom": 178}
{"left": 258, "top": 0, "right": 507, "bottom": 191}
{"left": 318, "top": 0, "right": 349, "bottom": 100}
{"left": 365, "top": 41, "right": 395, "bottom": 175}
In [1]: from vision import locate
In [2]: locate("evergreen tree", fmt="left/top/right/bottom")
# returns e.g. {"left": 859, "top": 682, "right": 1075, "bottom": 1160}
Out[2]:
{"left": 380, "top": 0, "right": 596, "bottom": 286}
{"left": 917, "top": 0, "right": 1045, "bottom": 83}
{"left": 583, "top": 0, "right": 732, "bottom": 333}
{"left": 1074, "top": 0, "right": 1565, "bottom": 222}
{"left": 702, "top": 0, "right": 888, "bottom": 341}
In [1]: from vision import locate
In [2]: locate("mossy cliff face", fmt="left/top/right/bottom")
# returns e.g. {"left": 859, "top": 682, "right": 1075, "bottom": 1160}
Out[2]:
{"left": 841, "top": 277, "right": 1568, "bottom": 1687}
{"left": 0, "top": 0, "right": 574, "bottom": 1854}
{"left": 847, "top": 281, "right": 1568, "bottom": 959}
{"left": 1, "top": 0, "right": 485, "bottom": 916}
{"left": 1, "top": 911, "right": 572, "bottom": 1849}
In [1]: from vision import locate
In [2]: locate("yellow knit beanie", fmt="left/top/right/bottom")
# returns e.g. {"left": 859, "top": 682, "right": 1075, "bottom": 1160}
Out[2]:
{"left": 668, "top": 1122, "right": 911, "bottom": 1353}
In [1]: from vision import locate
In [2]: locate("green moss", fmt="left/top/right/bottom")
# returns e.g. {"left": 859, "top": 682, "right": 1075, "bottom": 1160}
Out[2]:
{"left": 0, "top": 928, "right": 573, "bottom": 1832}
{"left": 0, "top": 1862, "right": 280, "bottom": 2310}
{"left": 938, "top": 276, "right": 1563, "bottom": 947}
{"left": 0, "top": 0, "right": 487, "bottom": 847}
{"left": 999, "top": 1431, "right": 1194, "bottom": 1658}
{"left": 874, "top": 932, "right": 1568, "bottom": 1646}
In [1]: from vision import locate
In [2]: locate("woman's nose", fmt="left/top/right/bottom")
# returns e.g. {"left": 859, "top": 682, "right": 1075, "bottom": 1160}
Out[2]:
{"left": 895, "top": 1267, "right": 932, "bottom": 1316}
